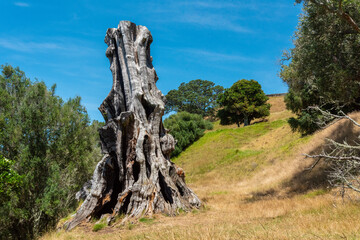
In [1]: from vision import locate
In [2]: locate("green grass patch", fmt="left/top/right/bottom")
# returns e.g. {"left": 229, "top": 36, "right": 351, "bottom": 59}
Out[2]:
{"left": 303, "top": 189, "right": 329, "bottom": 198}
{"left": 191, "top": 209, "right": 199, "bottom": 214}
{"left": 194, "top": 149, "right": 263, "bottom": 178}
{"left": 173, "top": 119, "right": 287, "bottom": 163}
{"left": 210, "top": 191, "right": 229, "bottom": 195}
{"left": 173, "top": 120, "right": 287, "bottom": 183}
{"left": 280, "top": 135, "right": 312, "bottom": 154}
{"left": 128, "top": 222, "right": 136, "bottom": 230}
{"left": 177, "top": 208, "right": 186, "bottom": 214}
{"left": 190, "top": 205, "right": 209, "bottom": 214}
{"left": 220, "top": 149, "right": 263, "bottom": 166}
{"left": 139, "top": 217, "right": 154, "bottom": 224}
{"left": 92, "top": 222, "right": 106, "bottom": 232}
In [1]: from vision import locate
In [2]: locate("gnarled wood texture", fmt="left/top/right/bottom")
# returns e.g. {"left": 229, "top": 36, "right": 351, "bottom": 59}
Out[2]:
{"left": 65, "top": 21, "right": 200, "bottom": 231}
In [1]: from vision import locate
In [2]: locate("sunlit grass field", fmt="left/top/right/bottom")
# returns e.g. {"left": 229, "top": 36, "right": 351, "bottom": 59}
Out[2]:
{"left": 43, "top": 96, "right": 360, "bottom": 240}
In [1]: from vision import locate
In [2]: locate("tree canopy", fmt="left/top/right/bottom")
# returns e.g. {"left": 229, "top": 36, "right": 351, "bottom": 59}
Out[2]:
{"left": 165, "top": 79, "right": 224, "bottom": 118}
{"left": 0, "top": 65, "right": 102, "bottom": 239}
{"left": 217, "top": 79, "right": 270, "bottom": 127}
{"left": 280, "top": 0, "right": 360, "bottom": 134}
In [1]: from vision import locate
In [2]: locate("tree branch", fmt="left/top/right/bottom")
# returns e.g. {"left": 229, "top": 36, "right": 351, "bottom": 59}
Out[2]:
{"left": 326, "top": 138, "right": 360, "bottom": 150}
{"left": 308, "top": 106, "right": 360, "bottom": 128}
{"left": 309, "top": 0, "right": 360, "bottom": 33}
{"left": 304, "top": 153, "right": 360, "bottom": 161}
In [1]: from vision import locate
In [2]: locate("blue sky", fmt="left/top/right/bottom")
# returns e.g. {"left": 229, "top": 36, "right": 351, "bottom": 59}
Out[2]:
{"left": 0, "top": 0, "right": 301, "bottom": 121}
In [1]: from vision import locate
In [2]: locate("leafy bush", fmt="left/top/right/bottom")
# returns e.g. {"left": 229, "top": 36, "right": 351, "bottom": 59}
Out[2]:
{"left": 0, "top": 65, "right": 102, "bottom": 239}
{"left": 163, "top": 112, "right": 213, "bottom": 157}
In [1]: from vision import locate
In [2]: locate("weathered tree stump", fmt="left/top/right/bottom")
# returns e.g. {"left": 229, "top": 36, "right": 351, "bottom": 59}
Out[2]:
{"left": 65, "top": 21, "right": 200, "bottom": 231}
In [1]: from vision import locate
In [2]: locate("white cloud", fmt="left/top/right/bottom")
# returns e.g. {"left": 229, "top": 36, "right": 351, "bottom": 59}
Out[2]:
{"left": 0, "top": 38, "right": 61, "bottom": 52}
{"left": 164, "top": 47, "right": 264, "bottom": 63}
{"left": 183, "top": 48, "right": 250, "bottom": 61}
{"left": 179, "top": 1, "right": 239, "bottom": 9}
{"left": 179, "top": 14, "right": 250, "bottom": 33}
{"left": 14, "top": 2, "right": 30, "bottom": 7}
{"left": 0, "top": 37, "right": 99, "bottom": 56}
{"left": 178, "top": 1, "right": 286, "bottom": 11}
{"left": 145, "top": 1, "right": 252, "bottom": 33}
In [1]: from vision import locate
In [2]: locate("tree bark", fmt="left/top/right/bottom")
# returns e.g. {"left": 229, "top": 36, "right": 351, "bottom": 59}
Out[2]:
{"left": 65, "top": 21, "right": 201, "bottom": 231}
{"left": 244, "top": 115, "right": 250, "bottom": 126}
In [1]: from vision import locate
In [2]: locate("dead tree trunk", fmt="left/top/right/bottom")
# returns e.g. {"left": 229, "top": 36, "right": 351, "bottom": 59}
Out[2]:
{"left": 65, "top": 21, "right": 201, "bottom": 231}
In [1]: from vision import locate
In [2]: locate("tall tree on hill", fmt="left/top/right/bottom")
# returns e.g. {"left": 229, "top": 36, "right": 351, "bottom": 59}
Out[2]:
{"left": 285, "top": 1, "right": 360, "bottom": 196}
{"left": 280, "top": 0, "right": 360, "bottom": 134}
{"left": 0, "top": 65, "right": 101, "bottom": 239}
{"left": 165, "top": 79, "right": 224, "bottom": 118}
{"left": 217, "top": 79, "right": 270, "bottom": 127}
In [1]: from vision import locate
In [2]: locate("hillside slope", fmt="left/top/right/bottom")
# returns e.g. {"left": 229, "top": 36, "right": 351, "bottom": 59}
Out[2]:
{"left": 43, "top": 96, "right": 360, "bottom": 240}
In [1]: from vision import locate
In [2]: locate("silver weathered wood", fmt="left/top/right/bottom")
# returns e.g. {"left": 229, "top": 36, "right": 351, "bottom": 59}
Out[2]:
{"left": 65, "top": 21, "right": 200, "bottom": 231}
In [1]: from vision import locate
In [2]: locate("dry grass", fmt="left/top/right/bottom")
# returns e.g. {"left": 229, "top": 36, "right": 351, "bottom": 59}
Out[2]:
{"left": 268, "top": 95, "right": 287, "bottom": 113}
{"left": 42, "top": 96, "right": 360, "bottom": 240}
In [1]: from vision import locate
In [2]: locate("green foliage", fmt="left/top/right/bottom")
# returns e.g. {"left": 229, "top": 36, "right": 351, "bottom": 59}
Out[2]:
{"left": 163, "top": 112, "right": 213, "bottom": 157}
{"left": 217, "top": 79, "right": 270, "bottom": 127}
{"left": 165, "top": 79, "right": 224, "bottom": 118}
{"left": 0, "top": 64, "right": 102, "bottom": 239}
{"left": 281, "top": 1, "right": 360, "bottom": 134}
{"left": 0, "top": 156, "right": 23, "bottom": 200}
{"left": 0, "top": 155, "right": 25, "bottom": 239}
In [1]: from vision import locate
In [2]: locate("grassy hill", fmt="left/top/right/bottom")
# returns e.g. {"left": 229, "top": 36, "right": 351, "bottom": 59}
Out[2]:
{"left": 43, "top": 96, "right": 360, "bottom": 240}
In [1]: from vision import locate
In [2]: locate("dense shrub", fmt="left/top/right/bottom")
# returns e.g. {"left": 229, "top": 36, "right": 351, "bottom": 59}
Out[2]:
{"left": 163, "top": 112, "right": 213, "bottom": 157}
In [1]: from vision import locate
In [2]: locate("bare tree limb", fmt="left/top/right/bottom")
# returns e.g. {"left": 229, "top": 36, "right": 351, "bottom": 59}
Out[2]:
{"left": 308, "top": 106, "right": 360, "bottom": 127}
{"left": 303, "top": 106, "right": 360, "bottom": 196}
{"left": 304, "top": 153, "right": 360, "bottom": 162}
{"left": 326, "top": 138, "right": 360, "bottom": 150}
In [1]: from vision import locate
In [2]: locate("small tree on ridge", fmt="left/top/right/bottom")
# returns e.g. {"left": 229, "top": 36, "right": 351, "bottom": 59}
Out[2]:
{"left": 217, "top": 79, "right": 270, "bottom": 127}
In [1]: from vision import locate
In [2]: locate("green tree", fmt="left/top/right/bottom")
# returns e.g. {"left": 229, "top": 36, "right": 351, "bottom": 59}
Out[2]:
{"left": 0, "top": 156, "right": 23, "bottom": 202}
{"left": 165, "top": 79, "right": 224, "bottom": 118}
{"left": 0, "top": 155, "right": 24, "bottom": 239}
{"left": 163, "top": 112, "right": 213, "bottom": 157}
{"left": 0, "top": 65, "right": 101, "bottom": 239}
{"left": 217, "top": 79, "right": 270, "bottom": 127}
{"left": 280, "top": 0, "right": 360, "bottom": 134}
